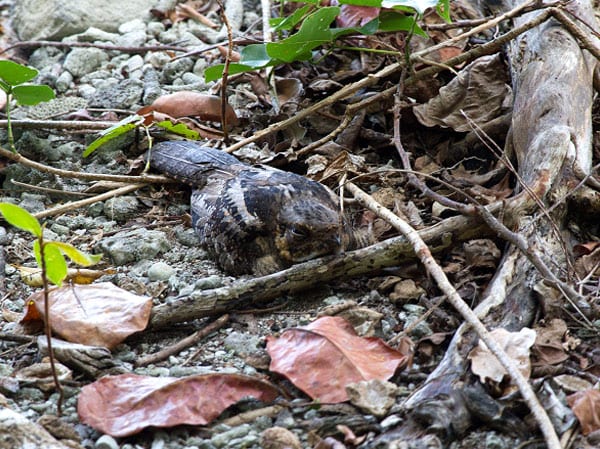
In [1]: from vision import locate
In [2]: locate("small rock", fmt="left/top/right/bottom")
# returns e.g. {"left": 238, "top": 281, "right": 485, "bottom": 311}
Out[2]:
{"left": 97, "top": 228, "right": 171, "bottom": 265}
{"left": 95, "top": 434, "right": 119, "bottom": 449}
{"left": 103, "top": 196, "right": 140, "bottom": 221}
{"left": 224, "top": 332, "right": 262, "bottom": 357}
{"left": 89, "top": 78, "right": 144, "bottom": 109}
{"left": 161, "top": 58, "right": 194, "bottom": 84}
{"left": 65, "top": 27, "right": 120, "bottom": 43}
{"left": 147, "top": 262, "right": 175, "bottom": 281}
{"left": 346, "top": 379, "right": 398, "bottom": 417}
{"left": 389, "top": 279, "right": 425, "bottom": 303}
{"left": 63, "top": 48, "right": 109, "bottom": 78}
{"left": 260, "top": 427, "right": 302, "bottom": 449}
{"left": 210, "top": 425, "right": 250, "bottom": 448}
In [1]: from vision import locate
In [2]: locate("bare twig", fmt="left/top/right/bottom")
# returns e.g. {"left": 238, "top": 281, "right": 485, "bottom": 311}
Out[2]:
{"left": 0, "top": 120, "right": 117, "bottom": 130}
{"left": 345, "top": 182, "right": 561, "bottom": 449}
{"left": 1, "top": 40, "right": 187, "bottom": 55}
{"left": 33, "top": 183, "right": 147, "bottom": 220}
{"left": 0, "top": 145, "right": 171, "bottom": 184}
{"left": 216, "top": 0, "right": 234, "bottom": 143}
{"left": 136, "top": 314, "right": 230, "bottom": 367}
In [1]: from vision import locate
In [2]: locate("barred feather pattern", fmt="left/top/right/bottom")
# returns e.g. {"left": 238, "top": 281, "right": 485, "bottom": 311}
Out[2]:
{"left": 149, "top": 141, "right": 365, "bottom": 275}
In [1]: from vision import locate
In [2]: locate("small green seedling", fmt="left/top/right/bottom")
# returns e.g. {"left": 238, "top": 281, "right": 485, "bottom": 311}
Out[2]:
{"left": 0, "top": 60, "right": 55, "bottom": 152}
{"left": 0, "top": 202, "right": 101, "bottom": 414}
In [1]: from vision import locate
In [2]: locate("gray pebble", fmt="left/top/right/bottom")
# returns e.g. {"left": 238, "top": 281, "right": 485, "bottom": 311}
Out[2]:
{"left": 210, "top": 424, "right": 250, "bottom": 448}
{"left": 147, "top": 261, "right": 175, "bottom": 281}
{"left": 95, "top": 434, "right": 119, "bottom": 449}
{"left": 63, "top": 48, "right": 109, "bottom": 77}
{"left": 103, "top": 196, "right": 140, "bottom": 221}
{"left": 97, "top": 228, "right": 171, "bottom": 265}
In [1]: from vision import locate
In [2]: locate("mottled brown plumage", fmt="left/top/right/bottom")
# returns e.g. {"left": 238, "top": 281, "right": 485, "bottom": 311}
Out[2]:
{"left": 149, "top": 141, "right": 363, "bottom": 275}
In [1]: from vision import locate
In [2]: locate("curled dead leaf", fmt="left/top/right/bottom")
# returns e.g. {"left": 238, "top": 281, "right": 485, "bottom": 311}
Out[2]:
{"left": 468, "top": 327, "right": 536, "bottom": 390}
{"left": 138, "top": 92, "right": 239, "bottom": 126}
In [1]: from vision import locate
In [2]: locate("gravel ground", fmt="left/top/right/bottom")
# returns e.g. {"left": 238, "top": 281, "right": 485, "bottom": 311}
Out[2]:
{"left": 0, "top": 2, "right": 527, "bottom": 449}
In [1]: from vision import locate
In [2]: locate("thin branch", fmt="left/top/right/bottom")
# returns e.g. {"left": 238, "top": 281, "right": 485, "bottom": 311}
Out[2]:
{"left": 136, "top": 314, "right": 230, "bottom": 367}
{"left": 0, "top": 145, "right": 172, "bottom": 184}
{"left": 345, "top": 182, "right": 561, "bottom": 449}
{"left": 1, "top": 40, "right": 187, "bottom": 55}
{"left": 33, "top": 183, "right": 147, "bottom": 220}
{"left": 216, "top": 0, "right": 234, "bottom": 143}
{"left": 0, "top": 120, "right": 117, "bottom": 131}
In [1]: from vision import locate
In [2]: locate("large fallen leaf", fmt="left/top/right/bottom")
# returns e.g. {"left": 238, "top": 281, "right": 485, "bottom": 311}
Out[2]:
{"left": 468, "top": 327, "right": 536, "bottom": 386}
{"left": 567, "top": 389, "right": 600, "bottom": 435}
{"left": 78, "top": 373, "right": 279, "bottom": 437}
{"left": 24, "top": 282, "right": 152, "bottom": 349}
{"left": 137, "top": 92, "right": 239, "bottom": 126}
{"left": 266, "top": 316, "right": 407, "bottom": 403}
{"left": 413, "top": 54, "right": 511, "bottom": 132}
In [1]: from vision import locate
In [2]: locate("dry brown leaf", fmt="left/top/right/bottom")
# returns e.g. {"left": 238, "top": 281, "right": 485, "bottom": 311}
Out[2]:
{"left": 266, "top": 316, "right": 407, "bottom": 403}
{"left": 78, "top": 373, "right": 279, "bottom": 437}
{"left": 413, "top": 54, "right": 511, "bottom": 132}
{"left": 138, "top": 92, "right": 239, "bottom": 126}
{"left": 24, "top": 282, "right": 152, "bottom": 349}
{"left": 531, "top": 319, "right": 570, "bottom": 367}
{"left": 468, "top": 327, "right": 536, "bottom": 386}
{"left": 567, "top": 389, "right": 600, "bottom": 435}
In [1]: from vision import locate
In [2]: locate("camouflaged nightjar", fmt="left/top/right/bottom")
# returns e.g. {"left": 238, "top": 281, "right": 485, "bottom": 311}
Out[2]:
{"left": 149, "top": 141, "right": 366, "bottom": 275}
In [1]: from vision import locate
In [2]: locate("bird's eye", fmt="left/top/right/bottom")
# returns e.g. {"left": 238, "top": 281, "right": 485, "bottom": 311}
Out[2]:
{"left": 290, "top": 227, "right": 307, "bottom": 238}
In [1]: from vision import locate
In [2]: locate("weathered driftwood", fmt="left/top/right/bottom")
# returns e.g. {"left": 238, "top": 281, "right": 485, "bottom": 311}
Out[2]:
{"left": 149, "top": 212, "right": 491, "bottom": 329}
{"left": 378, "top": 0, "right": 598, "bottom": 444}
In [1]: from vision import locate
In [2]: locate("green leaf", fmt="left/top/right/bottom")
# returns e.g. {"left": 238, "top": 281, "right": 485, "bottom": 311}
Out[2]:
{"left": 39, "top": 242, "right": 68, "bottom": 286}
{"left": 381, "top": 0, "right": 438, "bottom": 14}
{"left": 241, "top": 44, "right": 273, "bottom": 68}
{"left": 271, "top": 4, "right": 313, "bottom": 31}
{"left": 46, "top": 241, "right": 102, "bottom": 266}
{"left": 378, "top": 11, "right": 427, "bottom": 35}
{"left": 0, "top": 60, "right": 38, "bottom": 86}
{"left": 0, "top": 203, "right": 42, "bottom": 237}
{"left": 338, "top": 0, "right": 382, "bottom": 6}
{"left": 83, "top": 115, "right": 142, "bottom": 157}
{"left": 331, "top": 17, "right": 380, "bottom": 40}
{"left": 205, "top": 62, "right": 264, "bottom": 83}
{"left": 156, "top": 121, "right": 200, "bottom": 139}
{"left": 266, "top": 7, "right": 340, "bottom": 63}
{"left": 12, "top": 84, "right": 55, "bottom": 106}
{"left": 437, "top": 0, "right": 451, "bottom": 23}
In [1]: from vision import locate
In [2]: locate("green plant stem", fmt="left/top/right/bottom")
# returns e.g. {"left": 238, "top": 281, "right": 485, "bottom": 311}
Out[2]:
{"left": 5, "top": 92, "right": 15, "bottom": 152}
{"left": 39, "top": 236, "right": 64, "bottom": 415}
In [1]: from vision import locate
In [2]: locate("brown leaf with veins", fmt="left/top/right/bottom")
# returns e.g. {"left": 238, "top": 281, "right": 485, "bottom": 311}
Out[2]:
{"left": 266, "top": 316, "right": 407, "bottom": 403}
{"left": 24, "top": 282, "right": 152, "bottom": 349}
{"left": 567, "top": 389, "right": 600, "bottom": 435}
{"left": 78, "top": 373, "right": 279, "bottom": 437}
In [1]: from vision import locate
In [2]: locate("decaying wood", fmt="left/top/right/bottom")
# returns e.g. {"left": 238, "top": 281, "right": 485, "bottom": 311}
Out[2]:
{"left": 376, "top": 0, "right": 599, "bottom": 445}
{"left": 149, "top": 212, "right": 492, "bottom": 329}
